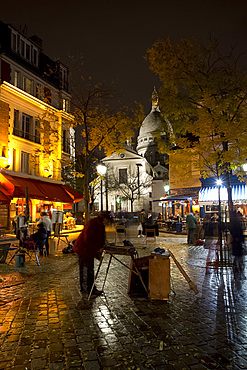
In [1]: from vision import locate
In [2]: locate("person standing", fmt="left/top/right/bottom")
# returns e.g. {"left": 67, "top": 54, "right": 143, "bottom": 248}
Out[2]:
{"left": 186, "top": 211, "right": 197, "bottom": 245}
{"left": 31, "top": 222, "right": 47, "bottom": 256}
{"left": 72, "top": 211, "right": 112, "bottom": 295}
{"left": 229, "top": 211, "right": 245, "bottom": 278}
{"left": 138, "top": 209, "right": 146, "bottom": 237}
{"left": 39, "top": 212, "right": 52, "bottom": 256}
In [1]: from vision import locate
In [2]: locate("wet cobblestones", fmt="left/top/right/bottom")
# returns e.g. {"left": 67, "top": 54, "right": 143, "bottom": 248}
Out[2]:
{"left": 1, "top": 227, "right": 247, "bottom": 369}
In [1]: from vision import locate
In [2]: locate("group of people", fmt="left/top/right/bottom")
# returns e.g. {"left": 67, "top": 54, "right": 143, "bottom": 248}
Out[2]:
{"left": 69, "top": 206, "right": 246, "bottom": 297}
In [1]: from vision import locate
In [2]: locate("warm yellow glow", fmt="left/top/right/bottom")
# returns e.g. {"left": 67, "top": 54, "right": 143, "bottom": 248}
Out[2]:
{"left": 2, "top": 82, "right": 74, "bottom": 120}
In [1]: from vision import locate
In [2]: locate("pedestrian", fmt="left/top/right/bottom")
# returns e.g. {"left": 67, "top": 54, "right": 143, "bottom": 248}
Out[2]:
{"left": 38, "top": 212, "right": 52, "bottom": 255}
{"left": 72, "top": 211, "right": 113, "bottom": 296}
{"left": 138, "top": 209, "right": 146, "bottom": 237}
{"left": 30, "top": 222, "right": 47, "bottom": 256}
{"left": 186, "top": 211, "right": 197, "bottom": 245}
{"left": 228, "top": 211, "right": 245, "bottom": 279}
{"left": 229, "top": 211, "right": 244, "bottom": 257}
{"left": 146, "top": 212, "right": 154, "bottom": 226}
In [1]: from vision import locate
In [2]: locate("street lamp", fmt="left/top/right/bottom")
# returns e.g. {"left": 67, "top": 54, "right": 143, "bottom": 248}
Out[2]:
{"left": 97, "top": 164, "right": 107, "bottom": 211}
{"left": 136, "top": 163, "right": 142, "bottom": 197}
{"left": 216, "top": 178, "right": 223, "bottom": 263}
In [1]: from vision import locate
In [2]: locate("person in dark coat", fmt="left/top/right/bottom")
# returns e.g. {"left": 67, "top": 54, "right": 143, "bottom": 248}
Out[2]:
{"left": 229, "top": 211, "right": 244, "bottom": 257}
{"left": 31, "top": 222, "right": 47, "bottom": 256}
{"left": 138, "top": 209, "right": 147, "bottom": 237}
{"left": 72, "top": 211, "right": 112, "bottom": 295}
{"left": 229, "top": 211, "right": 245, "bottom": 279}
{"left": 186, "top": 212, "right": 197, "bottom": 245}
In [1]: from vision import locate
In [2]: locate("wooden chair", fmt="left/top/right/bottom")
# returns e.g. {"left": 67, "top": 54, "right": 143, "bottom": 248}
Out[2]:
{"left": 115, "top": 224, "right": 126, "bottom": 244}
{"left": 145, "top": 228, "right": 156, "bottom": 246}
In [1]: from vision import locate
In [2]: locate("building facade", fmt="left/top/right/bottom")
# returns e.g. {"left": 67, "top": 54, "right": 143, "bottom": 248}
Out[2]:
{"left": 0, "top": 20, "right": 78, "bottom": 228}
{"left": 94, "top": 89, "right": 170, "bottom": 215}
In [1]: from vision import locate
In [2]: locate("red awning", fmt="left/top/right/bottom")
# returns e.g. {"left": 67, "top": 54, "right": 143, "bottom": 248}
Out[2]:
{"left": 0, "top": 173, "right": 74, "bottom": 203}
{"left": 35, "top": 181, "right": 74, "bottom": 203}
{"left": 0, "top": 186, "right": 11, "bottom": 204}
{"left": 62, "top": 185, "right": 83, "bottom": 203}
{"left": 0, "top": 173, "right": 48, "bottom": 200}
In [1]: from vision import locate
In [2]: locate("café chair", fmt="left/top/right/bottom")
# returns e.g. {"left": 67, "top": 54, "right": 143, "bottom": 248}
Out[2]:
{"left": 115, "top": 224, "right": 126, "bottom": 244}
{"left": 145, "top": 228, "right": 156, "bottom": 247}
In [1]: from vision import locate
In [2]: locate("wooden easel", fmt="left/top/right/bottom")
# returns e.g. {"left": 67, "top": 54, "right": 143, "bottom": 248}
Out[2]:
{"left": 88, "top": 245, "right": 148, "bottom": 300}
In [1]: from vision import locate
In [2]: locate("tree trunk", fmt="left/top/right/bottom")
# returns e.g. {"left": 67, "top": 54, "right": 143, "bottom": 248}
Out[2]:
{"left": 131, "top": 198, "right": 134, "bottom": 213}
{"left": 225, "top": 172, "right": 233, "bottom": 216}
{"left": 83, "top": 169, "right": 89, "bottom": 223}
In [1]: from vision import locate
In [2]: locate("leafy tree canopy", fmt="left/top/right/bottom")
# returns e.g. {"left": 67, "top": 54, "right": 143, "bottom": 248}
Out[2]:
{"left": 146, "top": 37, "right": 247, "bottom": 180}
{"left": 69, "top": 56, "right": 145, "bottom": 220}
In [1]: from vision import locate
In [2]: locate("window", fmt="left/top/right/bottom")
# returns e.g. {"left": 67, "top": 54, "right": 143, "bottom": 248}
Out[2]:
{"left": 62, "top": 99, "right": 69, "bottom": 112}
{"left": 12, "top": 32, "right": 17, "bottom": 52}
{"left": 44, "top": 87, "right": 51, "bottom": 104}
{"left": 22, "top": 114, "right": 31, "bottom": 140}
{"left": 119, "top": 168, "right": 127, "bottom": 184}
{"left": 1, "top": 60, "right": 11, "bottom": 82}
{"left": 23, "top": 76, "right": 33, "bottom": 94}
{"left": 14, "top": 71, "right": 21, "bottom": 88}
{"left": 21, "top": 151, "right": 29, "bottom": 174}
{"left": 60, "top": 65, "right": 68, "bottom": 90}
{"left": 62, "top": 130, "right": 70, "bottom": 154}
{"left": 33, "top": 48, "right": 38, "bottom": 66}
{"left": 36, "top": 83, "right": 42, "bottom": 99}
{"left": 14, "top": 109, "right": 19, "bottom": 129}
{"left": 35, "top": 119, "right": 40, "bottom": 144}
{"left": 20, "top": 39, "right": 25, "bottom": 57}
{"left": 26, "top": 43, "right": 31, "bottom": 61}
{"left": 35, "top": 155, "right": 40, "bottom": 176}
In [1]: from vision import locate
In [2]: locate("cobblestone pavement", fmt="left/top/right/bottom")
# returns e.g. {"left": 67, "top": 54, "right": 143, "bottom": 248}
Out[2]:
{"left": 1, "top": 226, "right": 247, "bottom": 369}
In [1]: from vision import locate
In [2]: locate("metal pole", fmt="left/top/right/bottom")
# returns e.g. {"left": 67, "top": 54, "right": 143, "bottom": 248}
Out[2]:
{"left": 137, "top": 165, "right": 140, "bottom": 197}
{"left": 218, "top": 185, "right": 223, "bottom": 264}
{"left": 105, "top": 173, "right": 108, "bottom": 211}
{"left": 101, "top": 179, "right": 103, "bottom": 211}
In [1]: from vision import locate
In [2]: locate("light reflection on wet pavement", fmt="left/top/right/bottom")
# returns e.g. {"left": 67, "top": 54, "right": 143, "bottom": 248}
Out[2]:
{"left": 1, "top": 227, "right": 247, "bottom": 369}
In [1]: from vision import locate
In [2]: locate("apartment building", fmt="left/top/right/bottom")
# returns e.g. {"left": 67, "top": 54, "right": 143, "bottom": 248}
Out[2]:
{"left": 0, "top": 20, "right": 80, "bottom": 227}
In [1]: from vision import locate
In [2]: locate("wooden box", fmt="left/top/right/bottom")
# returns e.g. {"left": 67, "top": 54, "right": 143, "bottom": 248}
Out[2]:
{"left": 149, "top": 256, "right": 170, "bottom": 300}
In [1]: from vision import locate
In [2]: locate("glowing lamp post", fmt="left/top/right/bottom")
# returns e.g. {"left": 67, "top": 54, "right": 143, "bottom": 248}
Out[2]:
{"left": 216, "top": 178, "right": 223, "bottom": 262}
{"left": 97, "top": 164, "right": 107, "bottom": 211}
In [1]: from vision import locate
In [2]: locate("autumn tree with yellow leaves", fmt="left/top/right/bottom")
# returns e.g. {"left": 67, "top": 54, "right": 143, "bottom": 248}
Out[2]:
{"left": 146, "top": 37, "right": 247, "bottom": 212}
{"left": 71, "top": 76, "right": 144, "bottom": 221}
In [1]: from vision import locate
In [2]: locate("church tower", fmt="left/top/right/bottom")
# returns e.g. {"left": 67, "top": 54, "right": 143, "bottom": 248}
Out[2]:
{"left": 136, "top": 88, "right": 168, "bottom": 168}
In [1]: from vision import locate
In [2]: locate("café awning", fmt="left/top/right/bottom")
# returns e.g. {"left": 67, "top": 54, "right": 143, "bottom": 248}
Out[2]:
{"left": 0, "top": 172, "right": 83, "bottom": 204}
{"left": 62, "top": 185, "right": 83, "bottom": 203}
{"left": 199, "top": 184, "right": 247, "bottom": 204}
{"left": 153, "top": 194, "right": 198, "bottom": 202}
{"left": 0, "top": 186, "right": 11, "bottom": 204}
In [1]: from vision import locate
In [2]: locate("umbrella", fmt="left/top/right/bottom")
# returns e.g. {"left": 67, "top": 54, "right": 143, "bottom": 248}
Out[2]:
{"left": 24, "top": 186, "right": 30, "bottom": 223}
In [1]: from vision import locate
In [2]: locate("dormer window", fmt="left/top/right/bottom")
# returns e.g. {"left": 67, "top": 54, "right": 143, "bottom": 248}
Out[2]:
{"left": 26, "top": 43, "right": 31, "bottom": 61}
{"left": 60, "top": 65, "right": 68, "bottom": 90}
{"left": 11, "top": 29, "right": 39, "bottom": 66}
{"left": 11, "top": 31, "right": 17, "bottom": 52}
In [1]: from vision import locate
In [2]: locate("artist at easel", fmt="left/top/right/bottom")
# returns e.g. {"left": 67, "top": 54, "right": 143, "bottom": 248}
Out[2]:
{"left": 72, "top": 211, "right": 113, "bottom": 297}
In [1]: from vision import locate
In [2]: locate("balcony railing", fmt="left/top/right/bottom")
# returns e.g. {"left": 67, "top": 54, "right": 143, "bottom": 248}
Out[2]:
{"left": 13, "top": 127, "right": 41, "bottom": 144}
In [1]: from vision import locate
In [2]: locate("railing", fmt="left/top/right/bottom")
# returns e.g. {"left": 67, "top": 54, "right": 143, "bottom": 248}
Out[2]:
{"left": 13, "top": 128, "right": 40, "bottom": 144}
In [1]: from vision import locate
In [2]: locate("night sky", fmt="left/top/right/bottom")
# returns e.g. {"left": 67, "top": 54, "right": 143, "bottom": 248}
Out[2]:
{"left": 1, "top": 0, "right": 247, "bottom": 113}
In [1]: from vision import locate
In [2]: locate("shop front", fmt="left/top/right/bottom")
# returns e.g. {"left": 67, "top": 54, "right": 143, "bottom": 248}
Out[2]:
{"left": 199, "top": 176, "right": 247, "bottom": 222}
{"left": 0, "top": 171, "right": 83, "bottom": 229}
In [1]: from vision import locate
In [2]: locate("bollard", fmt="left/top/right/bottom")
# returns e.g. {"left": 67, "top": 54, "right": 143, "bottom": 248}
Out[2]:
{"left": 15, "top": 253, "right": 26, "bottom": 268}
